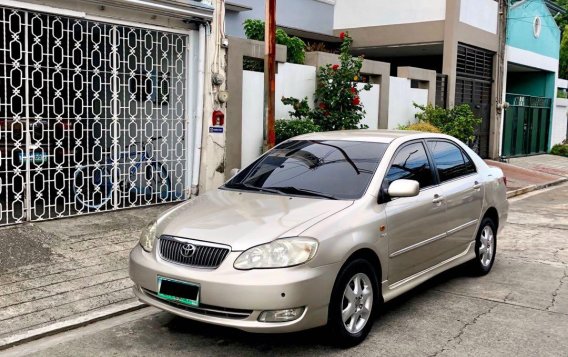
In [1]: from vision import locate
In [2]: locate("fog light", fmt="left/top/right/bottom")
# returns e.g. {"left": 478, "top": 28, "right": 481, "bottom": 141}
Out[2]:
{"left": 258, "top": 307, "right": 305, "bottom": 322}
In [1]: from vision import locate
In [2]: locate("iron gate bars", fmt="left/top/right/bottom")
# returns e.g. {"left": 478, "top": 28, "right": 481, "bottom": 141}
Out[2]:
{"left": 0, "top": 6, "right": 189, "bottom": 226}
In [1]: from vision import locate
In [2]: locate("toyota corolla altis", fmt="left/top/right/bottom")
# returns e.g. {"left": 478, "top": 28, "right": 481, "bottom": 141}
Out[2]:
{"left": 129, "top": 130, "right": 508, "bottom": 346}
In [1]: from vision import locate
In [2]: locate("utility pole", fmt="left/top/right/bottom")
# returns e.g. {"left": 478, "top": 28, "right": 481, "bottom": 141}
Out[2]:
{"left": 263, "top": 0, "right": 276, "bottom": 151}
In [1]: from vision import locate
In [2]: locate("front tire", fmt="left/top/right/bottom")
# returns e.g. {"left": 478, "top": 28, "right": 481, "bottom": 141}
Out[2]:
{"left": 471, "top": 217, "right": 497, "bottom": 275}
{"left": 327, "top": 259, "right": 379, "bottom": 347}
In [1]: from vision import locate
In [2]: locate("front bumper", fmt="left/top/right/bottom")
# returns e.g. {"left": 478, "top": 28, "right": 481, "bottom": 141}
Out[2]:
{"left": 129, "top": 244, "right": 342, "bottom": 333}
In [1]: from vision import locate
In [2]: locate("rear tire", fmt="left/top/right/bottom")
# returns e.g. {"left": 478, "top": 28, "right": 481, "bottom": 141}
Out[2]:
{"left": 471, "top": 217, "right": 497, "bottom": 276}
{"left": 327, "top": 259, "right": 379, "bottom": 347}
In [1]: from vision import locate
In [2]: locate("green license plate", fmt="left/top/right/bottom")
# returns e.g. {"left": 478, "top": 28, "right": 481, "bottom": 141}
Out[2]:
{"left": 157, "top": 276, "right": 200, "bottom": 307}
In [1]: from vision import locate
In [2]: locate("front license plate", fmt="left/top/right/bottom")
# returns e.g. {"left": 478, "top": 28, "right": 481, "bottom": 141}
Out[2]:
{"left": 157, "top": 276, "right": 199, "bottom": 307}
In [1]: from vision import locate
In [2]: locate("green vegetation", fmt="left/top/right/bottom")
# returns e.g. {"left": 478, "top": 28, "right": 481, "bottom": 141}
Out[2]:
{"left": 275, "top": 119, "right": 321, "bottom": 144}
{"left": 243, "top": 19, "right": 306, "bottom": 64}
{"left": 398, "top": 122, "right": 442, "bottom": 133}
{"left": 550, "top": 142, "right": 568, "bottom": 157}
{"left": 411, "top": 103, "right": 482, "bottom": 145}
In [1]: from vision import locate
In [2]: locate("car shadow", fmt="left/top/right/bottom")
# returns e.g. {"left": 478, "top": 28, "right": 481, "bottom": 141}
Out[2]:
{"left": 161, "top": 263, "right": 477, "bottom": 350}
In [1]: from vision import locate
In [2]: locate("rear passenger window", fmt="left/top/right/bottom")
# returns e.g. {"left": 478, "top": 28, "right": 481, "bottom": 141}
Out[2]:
{"left": 385, "top": 142, "right": 434, "bottom": 189}
{"left": 427, "top": 141, "right": 476, "bottom": 182}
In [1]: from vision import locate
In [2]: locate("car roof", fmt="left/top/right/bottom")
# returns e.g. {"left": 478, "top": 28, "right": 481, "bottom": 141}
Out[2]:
{"left": 293, "top": 130, "right": 443, "bottom": 143}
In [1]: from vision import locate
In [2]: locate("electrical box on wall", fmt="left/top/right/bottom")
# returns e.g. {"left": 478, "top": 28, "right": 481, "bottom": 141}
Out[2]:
{"left": 212, "top": 110, "right": 225, "bottom": 126}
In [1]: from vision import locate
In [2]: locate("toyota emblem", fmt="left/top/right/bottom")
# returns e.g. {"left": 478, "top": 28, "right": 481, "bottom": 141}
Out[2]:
{"left": 180, "top": 243, "right": 196, "bottom": 258}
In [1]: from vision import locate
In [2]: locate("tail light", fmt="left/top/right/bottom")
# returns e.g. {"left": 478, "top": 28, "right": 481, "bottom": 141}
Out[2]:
{"left": 501, "top": 176, "right": 507, "bottom": 187}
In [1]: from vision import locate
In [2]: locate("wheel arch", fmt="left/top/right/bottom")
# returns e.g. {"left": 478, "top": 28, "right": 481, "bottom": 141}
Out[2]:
{"left": 341, "top": 248, "right": 383, "bottom": 302}
{"left": 482, "top": 207, "right": 499, "bottom": 230}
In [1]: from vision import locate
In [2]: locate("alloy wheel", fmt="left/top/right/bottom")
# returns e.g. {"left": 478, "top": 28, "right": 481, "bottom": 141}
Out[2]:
{"left": 479, "top": 225, "right": 495, "bottom": 267}
{"left": 341, "top": 273, "right": 373, "bottom": 334}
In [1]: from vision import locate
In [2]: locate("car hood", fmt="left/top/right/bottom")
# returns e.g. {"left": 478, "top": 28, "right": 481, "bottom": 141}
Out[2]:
{"left": 156, "top": 188, "right": 354, "bottom": 251}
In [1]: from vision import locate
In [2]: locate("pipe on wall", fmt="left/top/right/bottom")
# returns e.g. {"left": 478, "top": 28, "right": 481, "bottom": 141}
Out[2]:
{"left": 191, "top": 23, "right": 207, "bottom": 195}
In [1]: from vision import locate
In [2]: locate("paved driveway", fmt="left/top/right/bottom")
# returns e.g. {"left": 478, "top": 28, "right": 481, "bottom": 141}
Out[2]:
{"left": 4, "top": 184, "right": 568, "bottom": 357}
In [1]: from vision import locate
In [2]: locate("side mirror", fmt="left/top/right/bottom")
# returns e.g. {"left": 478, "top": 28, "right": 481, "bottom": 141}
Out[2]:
{"left": 229, "top": 168, "right": 240, "bottom": 178}
{"left": 388, "top": 179, "right": 420, "bottom": 198}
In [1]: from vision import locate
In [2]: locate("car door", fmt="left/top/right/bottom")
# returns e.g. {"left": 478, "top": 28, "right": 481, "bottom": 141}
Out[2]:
{"left": 426, "top": 140, "right": 484, "bottom": 258}
{"left": 383, "top": 141, "right": 447, "bottom": 284}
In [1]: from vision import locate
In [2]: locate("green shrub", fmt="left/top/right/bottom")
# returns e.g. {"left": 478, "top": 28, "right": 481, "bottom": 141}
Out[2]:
{"left": 275, "top": 119, "right": 321, "bottom": 144}
{"left": 550, "top": 144, "right": 568, "bottom": 157}
{"left": 414, "top": 103, "right": 482, "bottom": 145}
{"left": 558, "top": 89, "right": 568, "bottom": 99}
{"left": 243, "top": 19, "right": 305, "bottom": 64}
{"left": 400, "top": 122, "right": 442, "bottom": 133}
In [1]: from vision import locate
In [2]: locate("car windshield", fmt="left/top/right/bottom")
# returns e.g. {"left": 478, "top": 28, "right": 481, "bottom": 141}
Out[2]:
{"left": 224, "top": 140, "right": 388, "bottom": 200}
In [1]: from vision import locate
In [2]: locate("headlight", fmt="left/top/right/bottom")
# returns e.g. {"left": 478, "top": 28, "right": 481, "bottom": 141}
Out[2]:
{"left": 139, "top": 222, "right": 157, "bottom": 252}
{"left": 234, "top": 237, "right": 318, "bottom": 270}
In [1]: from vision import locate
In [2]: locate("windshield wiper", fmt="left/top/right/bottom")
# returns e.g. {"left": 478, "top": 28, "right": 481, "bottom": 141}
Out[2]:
{"left": 263, "top": 186, "right": 338, "bottom": 200}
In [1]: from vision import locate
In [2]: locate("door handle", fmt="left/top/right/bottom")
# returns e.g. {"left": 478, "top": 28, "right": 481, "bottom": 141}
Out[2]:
{"left": 473, "top": 181, "right": 482, "bottom": 190}
{"left": 432, "top": 194, "right": 444, "bottom": 205}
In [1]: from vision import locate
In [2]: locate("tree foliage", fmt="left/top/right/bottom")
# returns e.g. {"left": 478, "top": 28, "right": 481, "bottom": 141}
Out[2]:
{"left": 243, "top": 19, "right": 305, "bottom": 64}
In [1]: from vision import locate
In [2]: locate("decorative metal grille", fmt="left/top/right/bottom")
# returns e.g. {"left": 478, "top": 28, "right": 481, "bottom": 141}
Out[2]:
{"left": 0, "top": 6, "right": 189, "bottom": 226}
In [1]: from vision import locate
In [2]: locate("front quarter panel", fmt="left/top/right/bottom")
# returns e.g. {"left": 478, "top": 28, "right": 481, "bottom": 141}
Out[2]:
{"left": 302, "top": 198, "right": 388, "bottom": 283}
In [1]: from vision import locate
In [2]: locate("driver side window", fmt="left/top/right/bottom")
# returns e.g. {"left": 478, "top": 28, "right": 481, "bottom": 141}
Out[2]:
{"left": 385, "top": 142, "right": 434, "bottom": 189}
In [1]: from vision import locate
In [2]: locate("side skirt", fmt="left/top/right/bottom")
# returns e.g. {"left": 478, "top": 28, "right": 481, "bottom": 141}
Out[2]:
{"left": 381, "top": 241, "right": 476, "bottom": 303}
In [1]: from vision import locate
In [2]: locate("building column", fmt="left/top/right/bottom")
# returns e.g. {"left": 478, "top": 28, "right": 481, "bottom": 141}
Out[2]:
{"left": 443, "top": 0, "right": 460, "bottom": 108}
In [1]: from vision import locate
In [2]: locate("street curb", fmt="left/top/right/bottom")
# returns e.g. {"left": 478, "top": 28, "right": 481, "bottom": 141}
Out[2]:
{"left": 506, "top": 177, "right": 568, "bottom": 199}
{"left": 0, "top": 301, "right": 147, "bottom": 351}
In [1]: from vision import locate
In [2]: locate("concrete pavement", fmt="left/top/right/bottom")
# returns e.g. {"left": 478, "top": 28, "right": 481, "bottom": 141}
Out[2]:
{"left": 3, "top": 184, "right": 567, "bottom": 357}
{"left": 0, "top": 204, "right": 174, "bottom": 348}
{"left": 485, "top": 154, "right": 568, "bottom": 197}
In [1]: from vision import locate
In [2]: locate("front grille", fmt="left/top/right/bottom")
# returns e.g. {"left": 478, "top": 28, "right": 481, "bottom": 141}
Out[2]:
{"left": 142, "top": 288, "right": 252, "bottom": 319}
{"left": 158, "top": 236, "right": 230, "bottom": 269}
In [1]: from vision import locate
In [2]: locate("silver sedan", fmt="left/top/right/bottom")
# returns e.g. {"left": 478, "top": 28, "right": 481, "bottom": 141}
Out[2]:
{"left": 129, "top": 130, "right": 508, "bottom": 346}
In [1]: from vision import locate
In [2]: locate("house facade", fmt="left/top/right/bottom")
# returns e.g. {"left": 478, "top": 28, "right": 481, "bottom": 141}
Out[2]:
{"left": 227, "top": 0, "right": 504, "bottom": 159}
{"left": 502, "top": 0, "right": 564, "bottom": 157}
{"left": 334, "top": 0, "right": 504, "bottom": 159}
{"left": 0, "top": 0, "right": 226, "bottom": 226}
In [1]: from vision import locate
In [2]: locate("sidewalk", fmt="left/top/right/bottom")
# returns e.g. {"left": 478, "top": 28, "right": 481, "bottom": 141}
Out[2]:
{"left": 0, "top": 204, "right": 174, "bottom": 349}
{"left": 486, "top": 154, "right": 568, "bottom": 197}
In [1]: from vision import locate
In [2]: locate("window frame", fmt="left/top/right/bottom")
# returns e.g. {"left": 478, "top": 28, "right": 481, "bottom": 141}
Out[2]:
{"left": 425, "top": 139, "right": 478, "bottom": 185}
{"left": 379, "top": 139, "right": 438, "bottom": 203}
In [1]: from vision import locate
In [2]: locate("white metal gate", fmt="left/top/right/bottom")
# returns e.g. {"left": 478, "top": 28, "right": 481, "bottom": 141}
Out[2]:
{"left": 0, "top": 6, "right": 189, "bottom": 225}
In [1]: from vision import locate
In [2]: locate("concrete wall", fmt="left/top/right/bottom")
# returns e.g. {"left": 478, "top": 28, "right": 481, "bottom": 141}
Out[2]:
{"left": 552, "top": 98, "right": 568, "bottom": 146}
{"left": 334, "top": 0, "right": 446, "bottom": 29}
{"left": 241, "top": 63, "right": 317, "bottom": 167}
{"left": 387, "top": 77, "right": 429, "bottom": 130}
{"left": 225, "top": 0, "right": 335, "bottom": 38}
{"left": 459, "top": 0, "right": 498, "bottom": 34}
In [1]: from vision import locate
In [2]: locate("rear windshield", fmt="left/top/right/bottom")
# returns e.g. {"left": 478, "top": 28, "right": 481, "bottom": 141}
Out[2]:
{"left": 224, "top": 140, "right": 388, "bottom": 200}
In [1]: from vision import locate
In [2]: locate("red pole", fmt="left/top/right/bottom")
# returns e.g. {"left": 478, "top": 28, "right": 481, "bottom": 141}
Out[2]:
{"left": 264, "top": 0, "right": 276, "bottom": 150}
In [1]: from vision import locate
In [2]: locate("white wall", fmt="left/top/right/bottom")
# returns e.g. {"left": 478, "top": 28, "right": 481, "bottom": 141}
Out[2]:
{"left": 334, "top": 0, "right": 446, "bottom": 29}
{"left": 242, "top": 70, "right": 265, "bottom": 167}
{"left": 459, "top": 0, "right": 498, "bottom": 34}
{"left": 506, "top": 45, "right": 559, "bottom": 73}
{"left": 275, "top": 63, "right": 317, "bottom": 119}
{"left": 387, "top": 77, "right": 429, "bottom": 130}
{"left": 552, "top": 98, "right": 568, "bottom": 146}
{"left": 358, "top": 83, "right": 380, "bottom": 130}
